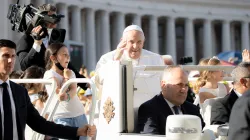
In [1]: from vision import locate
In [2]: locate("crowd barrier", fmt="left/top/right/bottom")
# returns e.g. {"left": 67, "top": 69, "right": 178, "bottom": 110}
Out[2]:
{"left": 11, "top": 78, "right": 97, "bottom": 140}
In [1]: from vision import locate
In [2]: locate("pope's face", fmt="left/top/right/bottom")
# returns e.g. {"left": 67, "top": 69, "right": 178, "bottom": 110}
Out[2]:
{"left": 124, "top": 30, "right": 144, "bottom": 59}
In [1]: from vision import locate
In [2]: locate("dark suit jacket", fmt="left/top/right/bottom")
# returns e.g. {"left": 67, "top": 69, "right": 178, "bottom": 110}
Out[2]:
{"left": 17, "top": 34, "right": 87, "bottom": 89}
{"left": 17, "top": 34, "right": 46, "bottom": 71}
{"left": 136, "top": 93, "right": 205, "bottom": 135}
{"left": 228, "top": 90, "right": 250, "bottom": 140}
{"left": 186, "top": 87, "right": 195, "bottom": 103}
{"left": 210, "top": 90, "right": 238, "bottom": 125}
{"left": 6, "top": 80, "right": 80, "bottom": 140}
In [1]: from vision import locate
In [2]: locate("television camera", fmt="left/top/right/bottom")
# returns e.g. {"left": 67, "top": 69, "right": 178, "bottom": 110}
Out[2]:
{"left": 7, "top": 0, "right": 66, "bottom": 44}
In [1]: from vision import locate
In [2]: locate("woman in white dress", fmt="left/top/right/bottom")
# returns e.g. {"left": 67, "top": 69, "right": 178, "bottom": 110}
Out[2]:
{"left": 194, "top": 57, "right": 229, "bottom": 104}
{"left": 193, "top": 57, "right": 230, "bottom": 124}
{"left": 193, "top": 57, "right": 230, "bottom": 122}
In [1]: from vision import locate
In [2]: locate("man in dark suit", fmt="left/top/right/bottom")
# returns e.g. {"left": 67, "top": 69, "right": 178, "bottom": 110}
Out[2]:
{"left": 210, "top": 62, "right": 250, "bottom": 125}
{"left": 136, "top": 66, "right": 205, "bottom": 135}
{"left": 228, "top": 90, "right": 250, "bottom": 140}
{"left": 0, "top": 39, "right": 96, "bottom": 140}
{"left": 16, "top": 4, "right": 87, "bottom": 89}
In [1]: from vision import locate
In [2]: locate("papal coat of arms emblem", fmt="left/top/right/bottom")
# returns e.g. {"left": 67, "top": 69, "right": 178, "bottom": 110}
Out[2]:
{"left": 103, "top": 97, "right": 115, "bottom": 124}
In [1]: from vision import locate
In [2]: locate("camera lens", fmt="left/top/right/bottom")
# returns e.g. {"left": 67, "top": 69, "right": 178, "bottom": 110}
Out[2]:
{"left": 50, "top": 29, "right": 60, "bottom": 41}
{"left": 49, "top": 29, "right": 66, "bottom": 44}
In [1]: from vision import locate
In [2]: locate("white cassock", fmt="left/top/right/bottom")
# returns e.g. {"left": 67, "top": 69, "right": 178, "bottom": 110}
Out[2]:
{"left": 93, "top": 49, "right": 164, "bottom": 129}
{"left": 93, "top": 49, "right": 164, "bottom": 105}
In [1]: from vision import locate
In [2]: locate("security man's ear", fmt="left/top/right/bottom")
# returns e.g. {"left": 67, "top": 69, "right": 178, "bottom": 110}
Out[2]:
{"left": 240, "top": 78, "right": 247, "bottom": 86}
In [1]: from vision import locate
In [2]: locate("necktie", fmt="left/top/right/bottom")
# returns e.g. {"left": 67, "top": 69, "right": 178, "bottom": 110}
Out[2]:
{"left": 172, "top": 106, "right": 180, "bottom": 115}
{"left": 2, "top": 82, "right": 13, "bottom": 139}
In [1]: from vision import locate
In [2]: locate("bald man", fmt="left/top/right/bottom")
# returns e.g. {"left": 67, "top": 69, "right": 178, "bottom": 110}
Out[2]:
{"left": 137, "top": 66, "right": 205, "bottom": 135}
{"left": 94, "top": 25, "right": 164, "bottom": 98}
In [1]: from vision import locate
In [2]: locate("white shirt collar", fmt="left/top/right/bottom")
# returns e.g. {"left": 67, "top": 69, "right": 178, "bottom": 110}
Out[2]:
{"left": 164, "top": 98, "right": 183, "bottom": 115}
{"left": 0, "top": 79, "right": 10, "bottom": 87}
{"left": 164, "top": 98, "right": 175, "bottom": 108}
{"left": 42, "top": 36, "right": 49, "bottom": 48}
{"left": 234, "top": 89, "right": 242, "bottom": 97}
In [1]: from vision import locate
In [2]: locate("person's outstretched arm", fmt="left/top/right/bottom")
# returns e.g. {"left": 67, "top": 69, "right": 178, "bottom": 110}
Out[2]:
{"left": 25, "top": 86, "right": 96, "bottom": 138}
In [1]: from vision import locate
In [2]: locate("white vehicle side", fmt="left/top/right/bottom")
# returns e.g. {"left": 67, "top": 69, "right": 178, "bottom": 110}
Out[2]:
{"left": 95, "top": 61, "right": 234, "bottom": 140}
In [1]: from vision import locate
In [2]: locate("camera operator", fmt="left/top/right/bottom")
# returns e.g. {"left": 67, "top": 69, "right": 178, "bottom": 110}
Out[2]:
{"left": 16, "top": 4, "right": 88, "bottom": 89}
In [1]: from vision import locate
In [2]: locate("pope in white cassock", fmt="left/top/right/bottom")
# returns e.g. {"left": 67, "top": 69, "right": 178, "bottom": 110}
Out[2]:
{"left": 95, "top": 25, "right": 164, "bottom": 70}
{"left": 94, "top": 25, "right": 164, "bottom": 107}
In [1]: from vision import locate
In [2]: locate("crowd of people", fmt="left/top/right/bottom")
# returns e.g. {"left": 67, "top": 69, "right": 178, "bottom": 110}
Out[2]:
{"left": 2, "top": 2, "right": 250, "bottom": 140}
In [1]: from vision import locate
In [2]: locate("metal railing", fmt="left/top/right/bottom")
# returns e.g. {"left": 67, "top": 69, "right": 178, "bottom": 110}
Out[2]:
{"left": 11, "top": 79, "right": 57, "bottom": 140}
{"left": 37, "top": 78, "right": 97, "bottom": 140}
{"left": 134, "top": 65, "right": 235, "bottom": 82}
{"left": 12, "top": 78, "right": 97, "bottom": 140}
{"left": 11, "top": 79, "right": 57, "bottom": 119}
{"left": 188, "top": 77, "right": 233, "bottom": 81}
{"left": 134, "top": 65, "right": 235, "bottom": 73}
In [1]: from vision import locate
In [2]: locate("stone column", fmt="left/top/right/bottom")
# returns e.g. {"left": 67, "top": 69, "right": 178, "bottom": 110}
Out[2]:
{"left": 81, "top": 10, "right": 86, "bottom": 43}
{"left": 242, "top": 21, "right": 250, "bottom": 50}
{"left": 95, "top": 12, "right": 102, "bottom": 59}
{"left": 100, "top": 10, "right": 111, "bottom": 54}
{"left": 230, "top": 23, "right": 236, "bottom": 50}
{"left": 166, "top": 17, "right": 176, "bottom": 63}
{"left": 57, "top": 3, "right": 69, "bottom": 40}
{"left": 112, "top": 12, "right": 125, "bottom": 49}
{"left": 2, "top": 0, "right": 11, "bottom": 39}
{"left": 132, "top": 14, "right": 141, "bottom": 27}
{"left": 222, "top": 20, "right": 231, "bottom": 52}
{"left": 184, "top": 18, "right": 196, "bottom": 64}
{"left": 71, "top": 6, "right": 81, "bottom": 42}
{"left": 85, "top": 8, "right": 96, "bottom": 71}
{"left": 203, "top": 19, "right": 213, "bottom": 58}
{"left": 212, "top": 24, "right": 217, "bottom": 55}
{"left": 149, "top": 15, "right": 159, "bottom": 53}
{"left": 116, "top": 12, "right": 125, "bottom": 36}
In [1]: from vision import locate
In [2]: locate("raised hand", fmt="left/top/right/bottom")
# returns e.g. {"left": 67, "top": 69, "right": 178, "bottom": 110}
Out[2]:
{"left": 113, "top": 38, "right": 127, "bottom": 61}
{"left": 31, "top": 25, "right": 44, "bottom": 44}
{"left": 242, "top": 49, "right": 250, "bottom": 62}
{"left": 63, "top": 68, "right": 72, "bottom": 79}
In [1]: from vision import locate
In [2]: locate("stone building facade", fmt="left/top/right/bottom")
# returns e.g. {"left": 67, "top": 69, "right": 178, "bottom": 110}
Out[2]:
{"left": 1, "top": 0, "right": 250, "bottom": 70}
